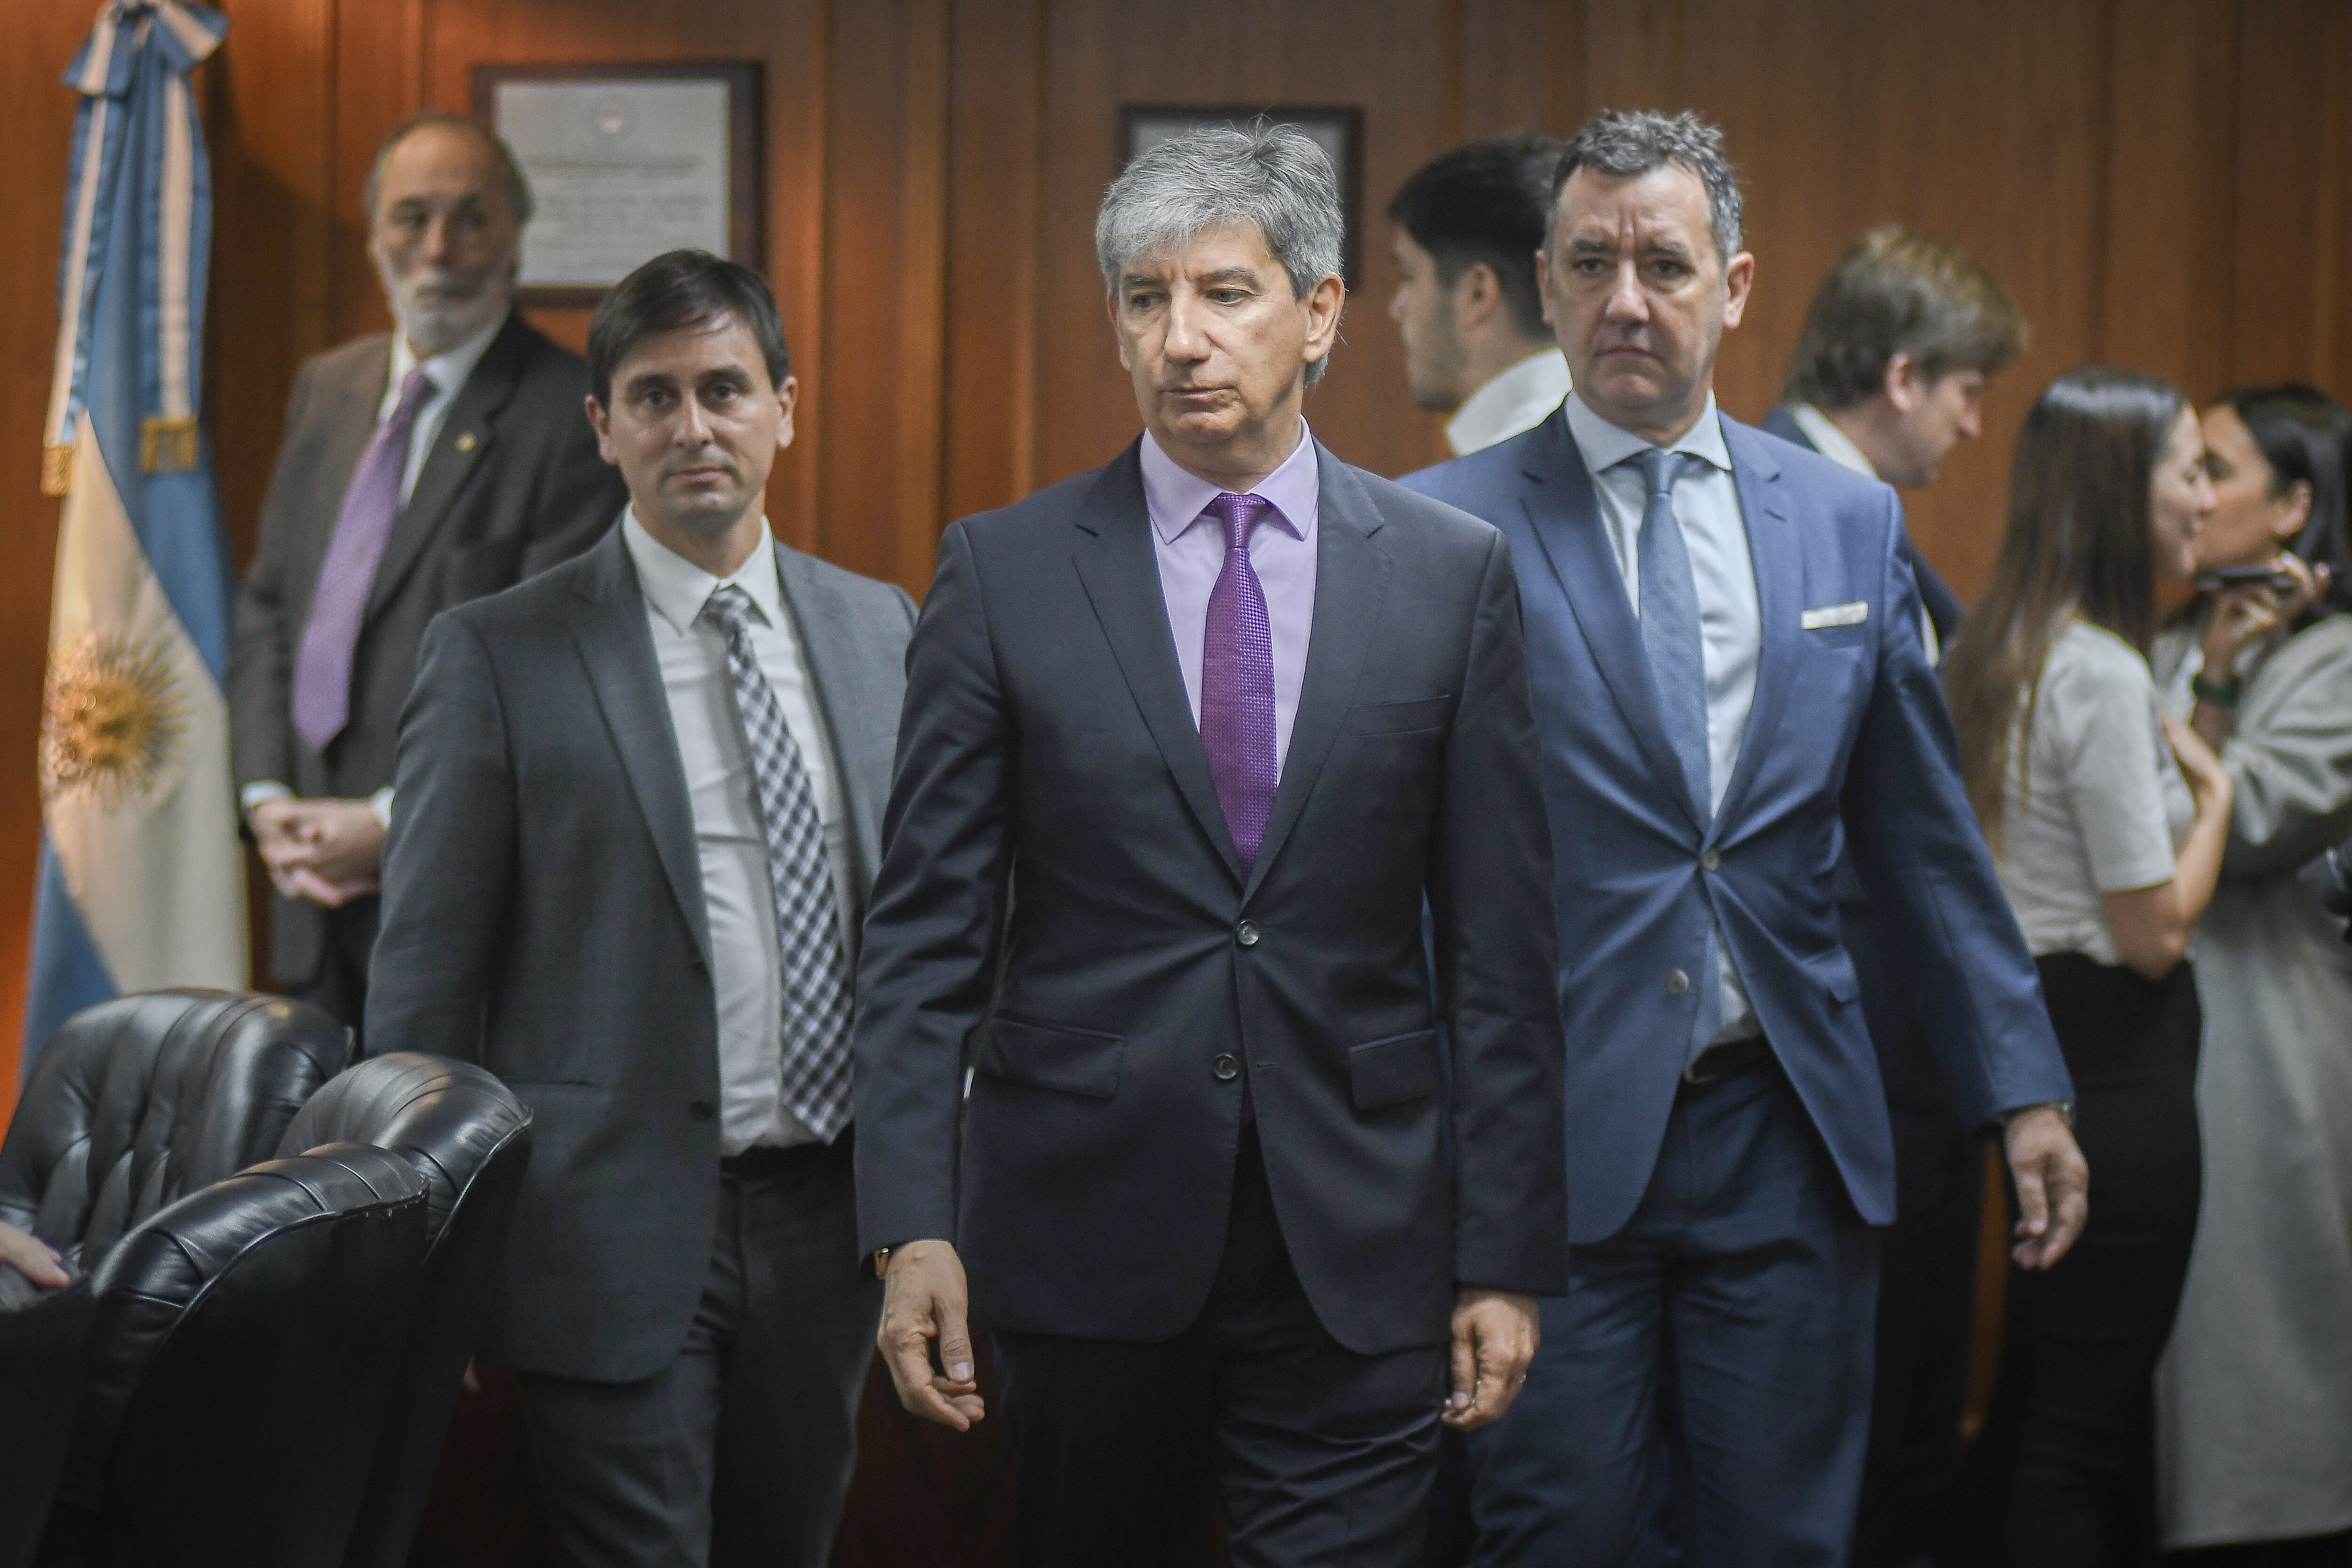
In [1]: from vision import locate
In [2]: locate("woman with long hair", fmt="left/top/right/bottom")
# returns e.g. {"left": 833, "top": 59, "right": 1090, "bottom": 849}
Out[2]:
{"left": 2152, "top": 383, "right": 2352, "bottom": 1564}
{"left": 1944, "top": 368, "right": 2233, "bottom": 1567}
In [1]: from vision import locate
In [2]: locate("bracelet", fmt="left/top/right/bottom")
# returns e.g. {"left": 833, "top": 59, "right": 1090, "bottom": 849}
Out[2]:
{"left": 2191, "top": 671, "right": 2242, "bottom": 708}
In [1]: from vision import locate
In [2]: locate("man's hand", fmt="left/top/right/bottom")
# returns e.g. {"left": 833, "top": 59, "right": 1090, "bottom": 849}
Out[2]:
{"left": 876, "top": 1240, "right": 985, "bottom": 1431}
{"left": 0, "top": 1221, "right": 69, "bottom": 1291}
{"left": 1443, "top": 1288, "right": 1539, "bottom": 1430}
{"left": 252, "top": 797, "right": 385, "bottom": 907}
{"left": 2004, "top": 1105, "right": 2089, "bottom": 1270}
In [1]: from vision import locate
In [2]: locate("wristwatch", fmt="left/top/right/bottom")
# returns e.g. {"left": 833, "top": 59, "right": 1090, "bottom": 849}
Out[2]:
{"left": 2002, "top": 1099, "right": 2075, "bottom": 1130}
{"left": 2191, "top": 670, "right": 2242, "bottom": 708}
{"left": 871, "top": 1246, "right": 892, "bottom": 1280}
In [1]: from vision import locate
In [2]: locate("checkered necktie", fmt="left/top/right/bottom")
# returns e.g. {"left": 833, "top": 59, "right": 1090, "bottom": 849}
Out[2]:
{"left": 699, "top": 584, "right": 854, "bottom": 1142}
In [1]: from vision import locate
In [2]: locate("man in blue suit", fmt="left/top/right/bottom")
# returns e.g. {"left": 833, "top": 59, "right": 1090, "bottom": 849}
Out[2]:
{"left": 1403, "top": 110, "right": 2088, "bottom": 1566}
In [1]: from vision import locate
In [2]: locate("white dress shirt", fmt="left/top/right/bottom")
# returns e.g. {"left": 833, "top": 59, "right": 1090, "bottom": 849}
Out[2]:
{"left": 1562, "top": 390, "right": 1763, "bottom": 1051}
{"left": 1446, "top": 348, "right": 1573, "bottom": 455}
{"left": 623, "top": 509, "right": 857, "bottom": 1154}
{"left": 381, "top": 313, "right": 503, "bottom": 504}
{"left": 1789, "top": 401, "right": 1940, "bottom": 664}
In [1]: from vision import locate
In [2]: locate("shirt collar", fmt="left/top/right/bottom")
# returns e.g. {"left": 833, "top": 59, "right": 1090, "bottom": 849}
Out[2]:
{"left": 1445, "top": 348, "right": 1572, "bottom": 455}
{"left": 1138, "top": 418, "right": 1319, "bottom": 546}
{"left": 621, "top": 505, "right": 787, "bottom": 637}
{"left": 385, "top": 309, "right": 507, "bottom": 411}
{"left": 1562, "top": 388, "right": 1733, "bottom": 479}
{"left": 1789, "top": 402, "right": 1877, "bottom": 478}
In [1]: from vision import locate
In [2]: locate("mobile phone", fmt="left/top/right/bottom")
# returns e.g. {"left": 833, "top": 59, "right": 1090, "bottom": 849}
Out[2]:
{"left": 2193, "top": 565, "right": 2299, "bottom": 594}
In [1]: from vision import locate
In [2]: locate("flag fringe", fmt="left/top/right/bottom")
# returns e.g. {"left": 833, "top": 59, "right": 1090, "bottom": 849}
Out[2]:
{"left": 141, "top": 416, "right": 197, "bottom": 474}
{"left": 41, "top": 443, "right": 74, "bottom": 497}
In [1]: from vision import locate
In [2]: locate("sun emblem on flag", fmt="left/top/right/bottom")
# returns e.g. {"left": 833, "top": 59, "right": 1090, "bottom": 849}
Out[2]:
{"left": 40, "top": 630, "right": 189, "bottom": 812}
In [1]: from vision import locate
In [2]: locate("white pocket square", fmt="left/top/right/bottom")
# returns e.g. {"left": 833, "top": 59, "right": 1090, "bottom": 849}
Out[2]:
{"left": 1801, "top": 601, "right": 1868, "bottom": 630}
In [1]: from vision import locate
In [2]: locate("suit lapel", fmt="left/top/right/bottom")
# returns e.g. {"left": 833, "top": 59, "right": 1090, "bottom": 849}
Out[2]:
{"left": 1244, "top": 447, "right": 1390, "bottom": 900}
{"left": 1068, "top": 444, "right": 1246, "bottom": 885}
{"left": 365, "top": 312, "right": 535, "bottom": 620}
{"left": 1712, "top": 421, "right": 1800, "bottom": 834}
{"left": 1516, "top": 411, "right": 1705, "bottom": 836}
{"left": 771, "top": 544, "right": 883, "bottom": 935}
{"left": 567, "top": 529, "right": 713, "bottom": 964}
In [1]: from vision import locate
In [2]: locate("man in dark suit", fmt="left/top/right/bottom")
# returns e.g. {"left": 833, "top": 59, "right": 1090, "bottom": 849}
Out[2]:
{"left": 1764, "top": 224, "right": 2030, "bottom": 1568}
{"left": 229, "top": 109, "right": 624, "bottom": 1030}
{"left": 368, "top": 251, "right": 914, "bottom": 1567}
{"left": 853, "top": 124, "right": 1565, "bottom": 1568}
{"left": 1403, "top": 111, "right": 2084, "bottom": 1565}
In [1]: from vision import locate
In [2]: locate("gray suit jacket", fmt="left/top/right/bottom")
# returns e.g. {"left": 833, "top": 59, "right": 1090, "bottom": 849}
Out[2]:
{"left": 366, "top": 524, "right": 915, "bottom": 1382}
{"left": 228, "top": 310, "right": 628, "bottom": 987}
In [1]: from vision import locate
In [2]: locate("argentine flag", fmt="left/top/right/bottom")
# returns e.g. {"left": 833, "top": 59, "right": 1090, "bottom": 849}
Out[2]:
{"left": 24, "top": 0, "right": 245, "bottom": 1074}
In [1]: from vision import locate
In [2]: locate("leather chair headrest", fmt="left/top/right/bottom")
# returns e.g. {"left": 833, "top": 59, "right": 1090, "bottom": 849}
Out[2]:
{"left": 278, "top": 1054, "right": 530, "bottom": 1247}
{"left": 0, "top": 992, "right": 352, "bottom": 1271}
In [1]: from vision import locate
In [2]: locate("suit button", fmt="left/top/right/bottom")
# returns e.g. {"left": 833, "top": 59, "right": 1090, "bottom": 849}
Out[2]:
{"left": 689, "top": 1100, "right": 714, "bottom": 1121}
{"left": 1664, "top": 970, "right": 1690, "bottom": 996}
{"left": 1700, "top": 848, "right": 1721, "bottom": 872}
{"left": 1235, "top": 921, "right": 1260, "bottom": 948}
{"left": 1212, "top": 1054, "right": 1240, "bottom": 1081}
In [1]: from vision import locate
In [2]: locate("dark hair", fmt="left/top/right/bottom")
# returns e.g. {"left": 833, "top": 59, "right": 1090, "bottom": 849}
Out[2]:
{"left": 1944, "top": 368, "right": 2189, "bottom": 840}
{"left": 2221, "top": 382, "right": 2352, "bottom": 597}
{"left": 1550, "top": 109, "right": 1741, "bottom": 263}
{"left": 1780, "top": 225, "right": 2028, "bottom": 410}
{"left": 1387, "top": 132, "right": 1563, "bottom": 341}
{"left": 365, "top": 109, "right": 533, "bottom": 227}
{"left": 587, "top": 250, "right": 791, "bottom": 406}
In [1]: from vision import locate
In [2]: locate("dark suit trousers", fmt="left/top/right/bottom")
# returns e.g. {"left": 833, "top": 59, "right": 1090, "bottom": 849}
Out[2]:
{"left": 1463, "top": 1059, "right": 1882, "bottom": 1568}
{"left": 290, "top": 896, "right": 378, "bottom": 1038}
{"left": 513, "top": 1134, "right": 879, "bottom": 1568}
{"left": 993, "top": 1128, "right": 1446, "bottom": 1568}
{"left": 1843, "top": 892, "right": 1985, "bottom": 1568}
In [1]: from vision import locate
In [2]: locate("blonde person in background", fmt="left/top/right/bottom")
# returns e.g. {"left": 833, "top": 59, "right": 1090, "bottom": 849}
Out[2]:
{"left": 2153, "top": 383, "right": 2352, "bottom": 1566}
{"left": 1943, "top": 368, "right": 2233, "bottom": 1567}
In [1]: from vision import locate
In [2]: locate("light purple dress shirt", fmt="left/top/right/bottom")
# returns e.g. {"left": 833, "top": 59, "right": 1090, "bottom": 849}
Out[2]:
{"left": 1140, "top": 421, "right": 1321, "bottom": 778}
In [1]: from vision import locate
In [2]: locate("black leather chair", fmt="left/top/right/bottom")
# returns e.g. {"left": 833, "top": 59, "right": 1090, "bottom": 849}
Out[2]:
{"left": 0, "top": 990, "right": 353, "bottom": 1273}
{"left": 276, "top": 1053, "right": 534, "bottom": 1568}
{"left": 10, "top": 1146, "right": 426, "bottom": 1568}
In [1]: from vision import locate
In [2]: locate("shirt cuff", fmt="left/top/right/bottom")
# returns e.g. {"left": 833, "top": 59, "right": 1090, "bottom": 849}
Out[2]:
{"left": 2001, "top": 1099, "right": 2076, "bottom": 1130}
{"left": 369, "top": 788, "right": 394, "bottom": 830}
{"left": 240, "top": 780, "right": 293, "bottom": 816}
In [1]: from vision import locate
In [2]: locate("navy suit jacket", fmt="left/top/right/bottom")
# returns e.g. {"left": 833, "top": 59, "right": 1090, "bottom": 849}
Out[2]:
{"left": 1759, "top": 403, "right": 1968, "bottom": 641}
{"left": 1403, "top": 406, "right": 2070, "bottom": 1243}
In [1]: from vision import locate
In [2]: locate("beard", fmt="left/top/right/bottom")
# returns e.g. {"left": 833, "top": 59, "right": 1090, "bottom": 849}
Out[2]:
{"left": 379, "top": 253, "right": 513, "bottom": 355}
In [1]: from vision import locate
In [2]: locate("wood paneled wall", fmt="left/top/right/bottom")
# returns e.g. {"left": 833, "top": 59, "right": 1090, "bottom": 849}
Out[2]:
{"left": 3, "top": 0, "right": 2348, "bottom": 1109}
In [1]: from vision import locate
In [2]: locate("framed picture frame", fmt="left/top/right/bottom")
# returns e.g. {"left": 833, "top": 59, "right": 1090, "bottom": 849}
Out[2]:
{"left": 472, "top": 61, "right": 763, "bottom": 306}
{"left": 1118, "top": 106, "right": 1364, "bottom": 281}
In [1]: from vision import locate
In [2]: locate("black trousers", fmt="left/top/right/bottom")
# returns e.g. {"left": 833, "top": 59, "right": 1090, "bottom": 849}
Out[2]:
{"left": 994, "top": 1128, "right": 1448, "bottom": 1568}
{"left": 1845, "top": 890, "right": 1987, "bottom": 1568}
{"left": 290, "top": 896, "right": 377, "bottom": 1039}
{"left": 1952, "top": 955, "right": 2203, "bottom": 1568}
{"left": 513, "top": 1133, "right": 880, "bottom": 1568}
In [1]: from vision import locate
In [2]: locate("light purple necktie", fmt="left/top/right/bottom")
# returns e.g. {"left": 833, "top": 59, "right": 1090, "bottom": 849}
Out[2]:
{"left": 292, "top": 366, "right": 433, "bottom": 754}
{"left": 1201, "top": 492, "right": 1279, "bottom": 873}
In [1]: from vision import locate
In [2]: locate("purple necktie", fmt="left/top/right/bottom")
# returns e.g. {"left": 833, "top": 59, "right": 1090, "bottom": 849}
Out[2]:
{"left": 292, "top": 366, "right": 434, "bottom": 754}
{"left": 1201, "top": 492, "right": 1279, "bottom": 872}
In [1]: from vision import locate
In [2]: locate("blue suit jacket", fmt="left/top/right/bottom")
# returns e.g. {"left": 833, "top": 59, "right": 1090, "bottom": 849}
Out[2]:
{"left": 1404, "top": 407, "right": 2071, "bottom": 1243}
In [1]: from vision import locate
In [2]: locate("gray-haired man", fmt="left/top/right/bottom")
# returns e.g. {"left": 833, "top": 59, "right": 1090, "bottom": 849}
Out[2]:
{"left": 852, "top": 124, "right": 1566, "bottom": 1565}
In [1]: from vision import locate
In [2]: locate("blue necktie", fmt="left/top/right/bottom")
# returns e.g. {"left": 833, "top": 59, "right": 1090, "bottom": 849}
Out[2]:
{"left": 1634, "top": 447, "right": 1710, "bottom": 825}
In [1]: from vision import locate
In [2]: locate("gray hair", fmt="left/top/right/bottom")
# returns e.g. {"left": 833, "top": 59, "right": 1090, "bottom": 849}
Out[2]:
{"left": 1550, "top": 109, "right": 1742, "bottom": 264}
{"left": 364, "top": 109, "right": 535, "bottom": 228}
{"left": 1096, "top": 122, "right": 1344, "bottom": 383}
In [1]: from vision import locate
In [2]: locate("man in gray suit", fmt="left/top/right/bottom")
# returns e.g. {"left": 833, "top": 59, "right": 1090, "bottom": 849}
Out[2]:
{"left": 230, "top": 110, "right": 625, "bottom": 1030}
{"left": 367, "top": 250, "right": 914, "bottom": 1568}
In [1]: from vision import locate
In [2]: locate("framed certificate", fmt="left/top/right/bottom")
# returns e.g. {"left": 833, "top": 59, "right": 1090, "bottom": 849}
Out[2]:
{"left": 473, "top": 62, "right": 763, "bottom": 305}
{"left": 1120, "top": 106, "right": 1363, "bottom": 282}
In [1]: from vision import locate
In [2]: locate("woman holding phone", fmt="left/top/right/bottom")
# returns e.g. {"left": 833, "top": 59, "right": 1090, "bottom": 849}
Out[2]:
{"left": 1944, "top": 368, "right": 2232, "bottom": 1567}
{"left": 2152, "top": 384, "right": 2352, "bottom": 1563}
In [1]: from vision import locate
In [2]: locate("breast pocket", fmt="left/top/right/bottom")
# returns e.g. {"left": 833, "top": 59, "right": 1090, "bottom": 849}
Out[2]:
{"left": 1345, "top": 695, "right": 1452, "bottom": 735}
